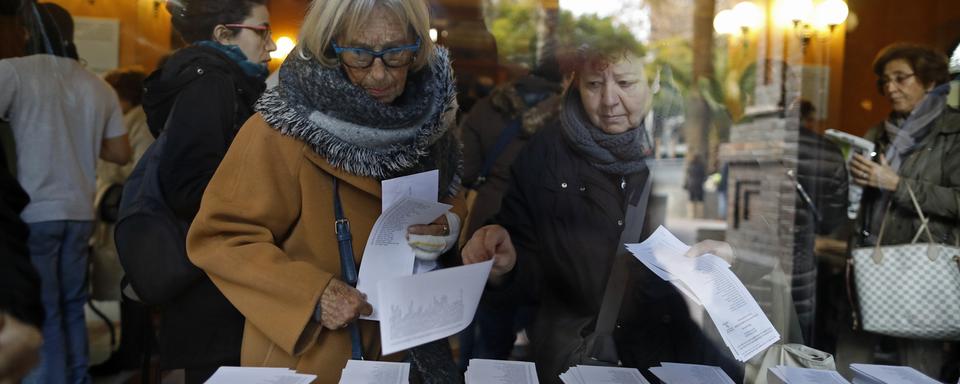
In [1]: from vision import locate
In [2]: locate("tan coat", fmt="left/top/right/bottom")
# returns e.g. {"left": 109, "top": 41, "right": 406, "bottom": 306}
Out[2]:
{"left": 187, "top": 114, "right": 466, "bottom": 383}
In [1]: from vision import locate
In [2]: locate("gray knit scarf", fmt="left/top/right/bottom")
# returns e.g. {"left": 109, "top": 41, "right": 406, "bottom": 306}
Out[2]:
{"left": 883, "top": 83, "right": 950, "bottom": 171}
{"left": 559, "top": 88, "right": 651, "bottom": 176}
{"left": 256, "top": 47, "right": 461, "bottom": 197}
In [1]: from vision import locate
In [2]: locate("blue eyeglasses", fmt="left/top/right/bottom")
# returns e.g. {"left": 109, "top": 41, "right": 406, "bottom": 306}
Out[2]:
{"left": 332, "top": 37, "right": 421, "bottom": 69}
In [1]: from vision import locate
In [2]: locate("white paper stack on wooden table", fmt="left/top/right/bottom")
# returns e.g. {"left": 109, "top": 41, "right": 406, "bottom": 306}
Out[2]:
{"left": 648, "top": 362, "right": 736, "bottom": 384}
{"left": 626, "top": 226, "right": 780, "bottom": 362}
{"left": 559, "top": 365, "right": 650, "bottom": 384}
{"left": 849, "top": 364, "right": 941, "bottom": 384}
{"left": 768, "top": 366, "right": 850, "bottom": 384}
{"left": 204, "top": 367, "right": 316, "bottom": 384}
{"left": 338, "top": 360, "right": 410, "bottom": 384}
{"left": 465, "top": 359, "right": 538, "bottom": 384}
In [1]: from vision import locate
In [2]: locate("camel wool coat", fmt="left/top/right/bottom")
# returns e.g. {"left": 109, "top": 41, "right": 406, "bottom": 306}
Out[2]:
{"left": 186, "top": 114, "right": 466, "bottom": 383}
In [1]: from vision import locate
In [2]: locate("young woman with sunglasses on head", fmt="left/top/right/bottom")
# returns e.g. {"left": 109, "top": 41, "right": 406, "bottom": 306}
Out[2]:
{"left": 184, "top": 0, "right": 465, "bottom": 382}
{"left": 135, "top": 0, "right": 275, "bottom": 382}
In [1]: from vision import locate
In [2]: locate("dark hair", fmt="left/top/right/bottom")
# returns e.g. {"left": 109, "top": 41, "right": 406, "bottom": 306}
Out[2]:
{"left": 105, "top": 67, "right": 147, "bottom": 106}
{"left": 799, "top": 100, "right": 815, "bottom": 120}
{"left": 165, "top": 0, "right": 268, "bottom": 43}
{"left": 872, "top": 43, "right": 949, "bottom": 94}
{"left": 31, "top": 3, "right": 77, "bottom": 59}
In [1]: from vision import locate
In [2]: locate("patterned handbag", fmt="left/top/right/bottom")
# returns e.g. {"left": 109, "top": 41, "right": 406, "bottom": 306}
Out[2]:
{"left": 851, "top": 186, "right": 960, "bottom": 340}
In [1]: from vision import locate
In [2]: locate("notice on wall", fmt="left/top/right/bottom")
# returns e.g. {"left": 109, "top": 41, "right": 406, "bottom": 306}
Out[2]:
{"left": 74, "top": 16, "right": 119, "bottom": 75}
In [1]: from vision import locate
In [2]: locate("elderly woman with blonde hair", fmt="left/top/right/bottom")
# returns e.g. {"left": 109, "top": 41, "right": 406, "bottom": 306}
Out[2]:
{"left": 185, "top": 0, "right": 464, "bottom": 382}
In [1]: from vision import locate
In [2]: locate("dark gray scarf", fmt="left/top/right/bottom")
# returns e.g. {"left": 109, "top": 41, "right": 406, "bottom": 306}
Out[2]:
{"left": 256, "top": 47, "right": 461, "bottom": 197}
{"left": 559, "top": 88, "right": 650, "bottom": 176}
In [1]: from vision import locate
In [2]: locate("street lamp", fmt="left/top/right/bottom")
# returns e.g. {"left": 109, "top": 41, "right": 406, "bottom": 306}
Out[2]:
{"left": 270, "top": 36, "right": 296, "bottom": 60}
{"left": 732, "top": 1, "right": 763, "bottom": 34}
{"left": 773, "top": 0, "right": 814, "bottom": 28}
{"left": 713, "top": 9, "right": 738, "bottom": 35}
{"left": 814, "top": 0, "right": 849, "bottom": 31}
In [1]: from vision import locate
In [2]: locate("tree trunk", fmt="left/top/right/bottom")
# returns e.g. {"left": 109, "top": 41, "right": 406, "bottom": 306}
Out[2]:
{"left": 687, "top": 0, "right": 716, "bottom": 163}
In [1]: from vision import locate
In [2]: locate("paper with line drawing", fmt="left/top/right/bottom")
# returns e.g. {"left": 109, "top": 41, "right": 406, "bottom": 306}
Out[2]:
{"left": 378, "top": 260, "right": 493, "bottom": 354}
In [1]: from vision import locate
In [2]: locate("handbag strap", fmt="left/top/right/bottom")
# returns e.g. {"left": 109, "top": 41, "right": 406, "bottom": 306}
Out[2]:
{"left": 955, "top": 193, "right": 960, "bottom": 248}
{"left": 594, "top": 173, "right": 653, "bottom": 336}
{"left": 871, "top": 184, "right": 939, "bottom": 263}
{"left": 332, "top": 177, "right": 365, "bottom": 360}
{"left": 471, "top": 119, "right": 522, "bottom": 188}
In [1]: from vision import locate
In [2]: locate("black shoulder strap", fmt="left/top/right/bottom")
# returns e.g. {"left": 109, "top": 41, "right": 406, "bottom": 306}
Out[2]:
{"left": 594, "top": 173, "right": 653, "bottom": 336}
{"left": 472, "top": 119, "right": 522, "bottom": 187}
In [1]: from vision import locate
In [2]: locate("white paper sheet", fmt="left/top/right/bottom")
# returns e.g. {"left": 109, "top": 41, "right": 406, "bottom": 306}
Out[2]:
{"left": 564, "top": 366, "right": 650, "bottom": 384}
{"left": 649, "top": 362, "right": 736, "bottom": 384}
{"left": 357, "top": 197, "right": 451, "bottom": 320}
{"left": 683, "top": 260, "right": 780, "bottom": 361}
{"left": 378, "top": 260, "right": 493, "bottom": 354}
{"left": 339, "top": 360, "right": 410, "bottom": 384}
{"left": 465, "top": 359, "right": 539, "bottom": 384}
{"left": 381, "top": 170, "right": 439, "bottom": 212}
{"left": 849, "top": 364, "right": 941, "bottom": 384}
{"left": 768, "top": 366, "right": 850, "bottom": 384}
{"left": 205, "top": 366, "right": 316, "bottom": 384}
{"left": 627, "top": 226, "right": 780, "bottom": 362}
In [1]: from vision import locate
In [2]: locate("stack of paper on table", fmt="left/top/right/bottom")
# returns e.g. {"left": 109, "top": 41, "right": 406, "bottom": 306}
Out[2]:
{"left": 559, "top": 365, "right": 650, "bottom": 384}
{"left": 768, "top": 366, "right": 850, "bottom": 384}
{"left": 204, "top": 367, "right": 316, "bottom": 384}
{"left": 648, "top": 362, "right": 735, "bottom": 384}
{"left": 626, "top": 226, "right": 780, "bottom": 362}
{"left": 465, "top": 359, "right": 538, "bottom": 384}
{"left": 338, "top": 360, "right": 410, "bottom": 384}
{"left": 849, "top": 364, "right": 940, "bottom": 384}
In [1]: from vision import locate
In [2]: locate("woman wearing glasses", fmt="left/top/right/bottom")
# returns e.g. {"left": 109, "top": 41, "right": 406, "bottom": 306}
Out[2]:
{"left": 185, "top": 0, "right": 464, "bottom": 382}
{"left": 136, "top": 0, "right": 276, "bottom": 382}
{"left": 843, "top": 44, "right": 957, "bottom": 377}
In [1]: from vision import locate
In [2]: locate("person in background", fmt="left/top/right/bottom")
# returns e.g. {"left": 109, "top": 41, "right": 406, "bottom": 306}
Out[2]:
{"left": 462, "top": 42, "right": 741, "bottom": 383}
{"left": 0, "top": 8, "right": 39, "bottom": 382}
{"left": 137, "top": 0, "right": 275, "bottom": 382}
{"left": 684, "top": 154, "right": 706, "bottom": 218}
{"left": 185, "top": 0, "right": 465, "bottom": 382}
{"left": 840, "top": 43, "right": 958, "bottom": 379}
{"left": 456, "top": 58, "right": 563, "bottom": 364}
{"left": 0, "top": 4, "right": 131, "bottom": 383}
{"left": 0, "top": 141, "right": 43, "bottom": 384}
{"left": 88, "top": 67, "right": 156, "bottom": 377}
{"left": 790, "top": 100, "right": 847, "bottom": 345}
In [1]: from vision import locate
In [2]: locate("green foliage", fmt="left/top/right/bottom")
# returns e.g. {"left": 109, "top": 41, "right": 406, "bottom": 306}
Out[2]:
{"left": 487, "top": 0, "right": 540, "bottom": 67}
{"left": 485, "top": 0, "right": 643, "bottom": 69}
{"left": 649, "top": 37, "right": 694, "bottom": 93}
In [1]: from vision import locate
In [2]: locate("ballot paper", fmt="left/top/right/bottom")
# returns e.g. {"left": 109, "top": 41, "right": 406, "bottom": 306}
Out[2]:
{"left": 849, "top": 364, "right": 941, "bottom": 384}
{"left": 559, "top": 365, "right": 650, "bottom": 384}
{"left": 204, "top": 367, "right": 316, "bottom": 384}
{"left": 381, "top": 170, "right": 439, "bottom": 213}
{"left": 356, "top": 197, "right": 451, "bottom": 320}
{"left": 465, "top": 359, "right": 538, "bottom": 384}
{"left": 338, "top": 360, "right": 410, "bottom": 384}
{"left": 378, "top": 260, "right": 493, "bottom": 354}
{"left": 648, "top": 362, "right": 736, "bottom": 384}
{"left": 768, "top": 366, "right": 850, "bottom": 384}
{"left": 627, "top": 226, "right": 780, "bottom": 362}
